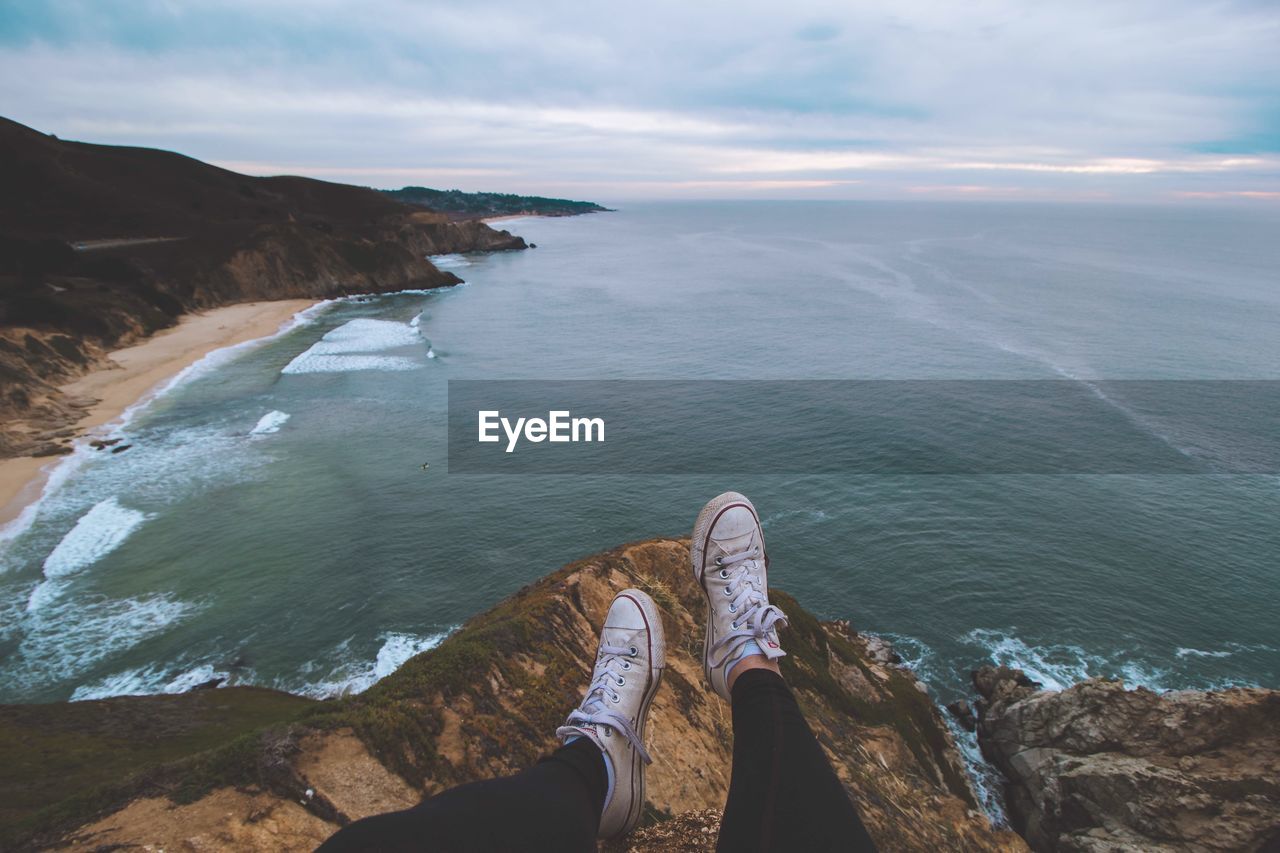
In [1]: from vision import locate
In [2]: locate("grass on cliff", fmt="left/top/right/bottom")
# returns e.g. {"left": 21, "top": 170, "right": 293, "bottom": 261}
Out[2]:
{"left": 772, "top": 589, "right": 976, "bottom": 808}
{"left": 312, "top": 570, "right": 588, "bottom": 789}
{"left": 0, "top": 687, "right": 316, "bottom": 849}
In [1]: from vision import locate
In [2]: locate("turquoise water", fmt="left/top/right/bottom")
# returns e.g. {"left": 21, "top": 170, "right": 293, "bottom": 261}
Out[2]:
{"left": 2, "top": 202, "right": 1278, "bottom": 722}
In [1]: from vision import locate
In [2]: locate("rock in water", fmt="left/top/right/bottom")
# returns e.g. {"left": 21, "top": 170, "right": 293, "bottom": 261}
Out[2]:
{"left": 946, "top": 699, "right": 977, "bottom": 732}
{"left": 972, "top": 665, "right": 1280, "bottom": 851}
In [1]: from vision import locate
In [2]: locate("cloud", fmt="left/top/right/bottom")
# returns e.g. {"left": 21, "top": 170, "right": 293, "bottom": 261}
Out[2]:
{"left": 1, "top": 0, "right": 1278, "bottom": 200}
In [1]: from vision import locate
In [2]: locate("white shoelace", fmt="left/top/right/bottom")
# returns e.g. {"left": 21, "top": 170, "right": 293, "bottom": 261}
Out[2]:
{"left": 708, "top": 544, "right": 788, "bottom": 669}
{"left": 556, "top": 641, "right": 652, "bottom": 764}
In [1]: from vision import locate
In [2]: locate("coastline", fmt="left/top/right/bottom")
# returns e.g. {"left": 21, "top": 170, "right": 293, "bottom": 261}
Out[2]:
{"left": 479, "top": 213, "right": 541, "bottom": 224}
{"left": 0, "top": 299, "right": 316, "bottom": 530}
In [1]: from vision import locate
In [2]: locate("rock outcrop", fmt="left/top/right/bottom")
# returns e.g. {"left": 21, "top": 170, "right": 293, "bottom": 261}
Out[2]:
{"left": 2, "top": 539, "right": 1025, "bottom": 851}
{"left": 973, "top": 665, "right": 1280, "bottom": 851}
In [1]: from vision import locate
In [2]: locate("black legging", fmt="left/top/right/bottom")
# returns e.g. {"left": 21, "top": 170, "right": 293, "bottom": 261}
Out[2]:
{"left": 318, "top": 669, "right": 877, "bottom": 852}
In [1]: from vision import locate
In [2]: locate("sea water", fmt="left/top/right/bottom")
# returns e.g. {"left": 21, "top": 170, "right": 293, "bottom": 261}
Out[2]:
{"left": 1, "top": 203, "right": 1276, "bottom": 775}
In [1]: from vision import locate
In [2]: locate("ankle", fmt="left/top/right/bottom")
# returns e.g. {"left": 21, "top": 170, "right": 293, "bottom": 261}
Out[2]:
{"left": 726, "top": 654, "right": 782, "bottom": 693}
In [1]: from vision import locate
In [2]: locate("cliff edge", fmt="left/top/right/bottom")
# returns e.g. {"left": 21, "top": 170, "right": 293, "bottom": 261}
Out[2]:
{"left": 1, "top": 538, "right": 1023, "bottom": 851}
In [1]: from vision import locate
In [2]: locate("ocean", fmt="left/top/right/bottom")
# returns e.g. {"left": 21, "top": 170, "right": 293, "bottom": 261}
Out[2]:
{"left": 1, "top": 202, "right": 1277, "bottom": 804}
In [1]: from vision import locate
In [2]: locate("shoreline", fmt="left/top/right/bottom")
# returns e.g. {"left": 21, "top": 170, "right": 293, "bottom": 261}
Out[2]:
{"left": 479, "top": 214, "right": 539, "bottom": 224}
{"left": 0, "top": 299, "right": 317, "bottom": 530}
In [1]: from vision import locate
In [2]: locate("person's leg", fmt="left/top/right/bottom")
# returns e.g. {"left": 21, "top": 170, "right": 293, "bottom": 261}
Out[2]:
{"left": 316, "top": 737, "right": 605, "bottom": 852}
{"left": 691, "top": 492, "right": 877, "bottom": 852}
{"left": 717, "top": 666, "right": 876, "bottom": 852}
{"left": 317, "top": 589, "right": 666, "bottom": 852}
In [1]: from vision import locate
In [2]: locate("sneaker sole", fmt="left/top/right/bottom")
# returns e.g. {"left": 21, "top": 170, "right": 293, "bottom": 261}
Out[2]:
{"left": 614, "top": 588, "right": 665, "bottom": 837}
{"left": 689, "top": 492, "right": 762, "bottom": 694}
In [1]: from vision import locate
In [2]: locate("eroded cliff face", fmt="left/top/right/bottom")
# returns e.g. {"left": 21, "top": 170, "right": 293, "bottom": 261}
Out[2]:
{"left": 973, "top": 665, "right": 1280, "bottom": 852}
{"left": 8, "top": 539, "right": 1024, "bottom": 852}
{"left": 0, "top": 216, "right": 525, "bottom": 458}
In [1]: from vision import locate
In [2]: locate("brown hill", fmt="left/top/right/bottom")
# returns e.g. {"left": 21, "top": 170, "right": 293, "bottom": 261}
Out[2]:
{"left": 0, "top": 117, "right": 526, "bottom": 458}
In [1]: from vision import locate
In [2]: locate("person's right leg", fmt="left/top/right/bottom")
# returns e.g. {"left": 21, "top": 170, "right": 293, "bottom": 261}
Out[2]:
{"left": 692, "top": 492, "right": 877, "bottom": 853}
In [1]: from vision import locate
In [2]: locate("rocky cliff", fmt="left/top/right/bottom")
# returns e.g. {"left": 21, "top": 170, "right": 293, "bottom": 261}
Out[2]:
{"left": 0, "top": 539, "right": 1024, "bottom": 851}
{"left": 973, "top": 665, "right": 1280, "bottom": 851}
{"left": 0, "top": 117, "right": 529, "bottom": 458}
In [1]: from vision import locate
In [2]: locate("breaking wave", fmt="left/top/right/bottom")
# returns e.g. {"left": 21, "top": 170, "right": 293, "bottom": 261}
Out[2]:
{"left": 250, "top": 410, "right": 291, "bottom": 435}
{"left": 285, "top": 629, "right": 455, "bottom": 698}
{"left": 41, "top": 497, "right": 148, "bottom": 578}
{"left": 71, "top": 663, "right": 232, "bottom": 701}
{"left": 4, "top": 593, "right": 201, "bottom": 696}
{"left": 282, "top": 318, "right": 425, "bottom": 374}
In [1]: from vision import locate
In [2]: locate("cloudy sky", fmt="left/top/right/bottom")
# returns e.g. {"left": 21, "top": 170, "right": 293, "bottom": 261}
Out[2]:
{"left": 2, "top": 0, "right": 1278, "bottom": 202}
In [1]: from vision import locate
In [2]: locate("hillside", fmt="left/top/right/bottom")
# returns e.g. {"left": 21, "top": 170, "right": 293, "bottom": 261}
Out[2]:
{"left": 0, "top": 538, "right": 1025, "bottom": 852}
{"left": 0, "top": 117, "right": 527, "bottom": 458}
{"left": 384, "top": 186, "right": 611, "bottom": 219}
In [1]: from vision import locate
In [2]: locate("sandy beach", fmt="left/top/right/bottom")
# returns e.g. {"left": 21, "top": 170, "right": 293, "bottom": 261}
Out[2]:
{"left": 480, "top": 214, "right": 540, "bottom": 224}
{"left": 0, "top": 299, "right": 316, "bottom": 529}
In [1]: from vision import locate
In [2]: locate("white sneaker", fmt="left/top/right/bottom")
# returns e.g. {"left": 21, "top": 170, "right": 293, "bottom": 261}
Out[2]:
{"left": 691, "top": 492, "right": 788, "bottom": 702}
{"left": 556, "top": 589, "right": 665, "bottom": 839}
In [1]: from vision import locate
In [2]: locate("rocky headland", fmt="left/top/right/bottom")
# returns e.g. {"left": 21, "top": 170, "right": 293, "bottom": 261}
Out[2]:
{"left": 0, "top": 117, "right": 532, "bottom": 459}
{"left": 972, "top": 665, "right": 1280, "bottom": 851}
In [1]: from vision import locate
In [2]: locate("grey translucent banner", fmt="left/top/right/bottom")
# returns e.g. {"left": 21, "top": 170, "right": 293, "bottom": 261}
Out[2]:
{"left": 447, "top": 380, "right": 1280, "bottom": 474}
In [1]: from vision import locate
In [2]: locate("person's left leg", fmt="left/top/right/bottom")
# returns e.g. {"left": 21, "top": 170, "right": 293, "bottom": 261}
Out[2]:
{"left": 317, "top": 588, "right": 666, "bottom": 852}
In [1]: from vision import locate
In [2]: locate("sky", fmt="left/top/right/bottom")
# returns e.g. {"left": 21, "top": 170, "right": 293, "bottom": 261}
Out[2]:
{"left": 1, "top": 0, "right": 1278, "bottom": 202}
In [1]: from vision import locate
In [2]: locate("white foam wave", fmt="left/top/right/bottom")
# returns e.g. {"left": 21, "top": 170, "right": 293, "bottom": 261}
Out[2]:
{"left": 282, "top": 318, "right": 424, "bottom": 374}
{"left": 964, "top": 628, "right": 1113, "bottom": 690}
{"left": 0, "top": 301, "right": 326, "bottom": 558}
{"left": 289, "top": 629, "right": 454, "bottom": 698}
{"left": 6, "top": 593, "right": 201, "bottom": 694}
{"left": 963, "top": 629, "right": 1183, "bottom": 691}
{"left": 71, "top": 663, "right": 231, "bottom": 701}
{"left": 25, "top": 579, "right": 68, "bottom": 612}
{"left": 250, "top": 410, "right": 291, "bottom": 435}
{"left": 1176, "top": 647, "right": 1233, "bottom": 659}
{"left": 430, "top": 253, "right": 470, "bottom": 269}
{"left": 306, "top": 318, "right": 422, "bottom": 354}
{"left": 1175, "top": 642, "right": 1277, "bottom": 660}
{"left": 40, "top": 498, "right": 149, "bottom": 581}
{"left": 283, "top": 354, "right": 421, "bottom": 374}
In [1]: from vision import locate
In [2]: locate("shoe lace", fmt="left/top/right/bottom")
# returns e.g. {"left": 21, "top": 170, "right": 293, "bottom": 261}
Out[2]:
{"left": 708, "top": 542, "right": 788, "bottom": 670}
{"left": 555, "top": 642, "right": 652, "bottom": 764}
